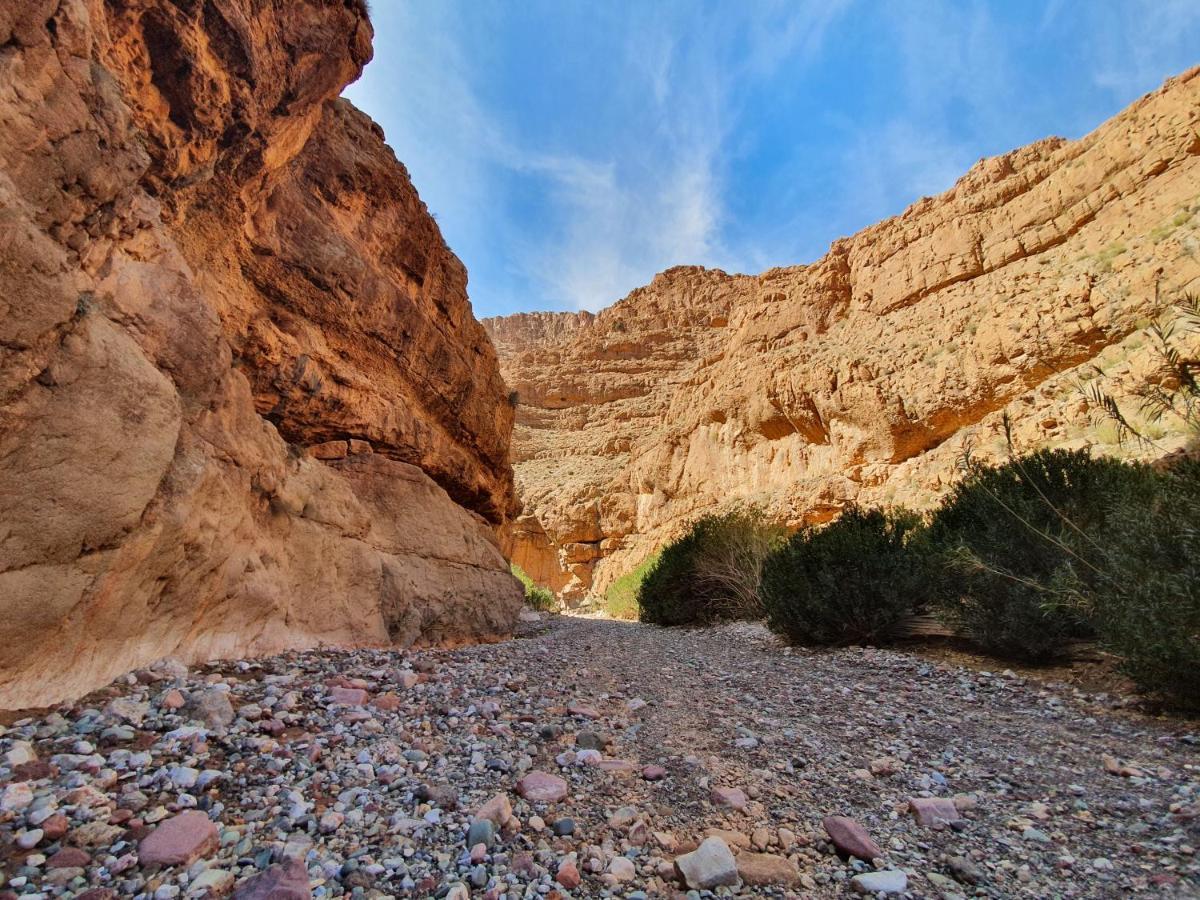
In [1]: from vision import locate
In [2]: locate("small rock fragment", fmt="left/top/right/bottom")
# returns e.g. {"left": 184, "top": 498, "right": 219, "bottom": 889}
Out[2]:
{"left": 674, "top": 836, "right": 740, "bottom": 890}
{"left": 233, "top": 858, "right": 312, "bottom": 899}
{"left": 710, "top": 785, "right": 748, "bottom": 810}
{"left": 139, "top": 811, "right": 219, "bottom": 867}
{"left": 852, "top": 869, "right": 908, "bottom": 895}
{"left": 736, "top": 852, "right": 800, "bottom": 886}
{"left": 516, "top": 771, "right": 568, "bottom": 802}
{"left": 823, "top": 816, "right": 883, "bottom": 861}
{"left": 909, "top": 796, "right": 962, "bottom": 827}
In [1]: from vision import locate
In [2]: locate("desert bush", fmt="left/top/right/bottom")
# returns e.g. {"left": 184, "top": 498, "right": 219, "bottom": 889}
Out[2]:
{"left": 760, "top": 506, "right": 930, "bottom": 645}
{"left": 1085, "top": 458, "right": 1200, "bottom": 710}
{"left": 637, "top": 509, "right": 784, "bottom": 626}
{"left": 927, "top": 448, "right": 1155, "bottom": 661}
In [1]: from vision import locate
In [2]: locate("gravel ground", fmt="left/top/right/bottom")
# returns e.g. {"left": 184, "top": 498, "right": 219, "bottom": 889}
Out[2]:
{"left": 0, "top": 614, "right": 1196, "bottom": 899}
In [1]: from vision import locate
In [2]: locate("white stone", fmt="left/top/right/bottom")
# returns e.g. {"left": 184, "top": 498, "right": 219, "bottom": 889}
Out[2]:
{"left": 674, "top": 836, "right": 740, "bottom": 890}
{"left": 852, "top": 870, "right": 908, "bottom": 895}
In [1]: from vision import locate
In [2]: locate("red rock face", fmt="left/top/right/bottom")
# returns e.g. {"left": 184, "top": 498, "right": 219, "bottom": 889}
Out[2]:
{"left": 0, "top": 1, "right": 521, "bottom": 709}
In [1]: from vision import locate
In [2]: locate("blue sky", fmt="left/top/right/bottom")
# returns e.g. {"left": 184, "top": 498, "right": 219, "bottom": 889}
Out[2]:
{"left": 345, "top": 1, "right": 1200, "bottom": 318}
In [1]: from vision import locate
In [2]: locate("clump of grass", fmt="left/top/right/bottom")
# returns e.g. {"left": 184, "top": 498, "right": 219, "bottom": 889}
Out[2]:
{"left": 603, "top": 553, "right": 659, "bottom": 620}
{"left": 511, "top": 563, "right": 555, "bottom": 612}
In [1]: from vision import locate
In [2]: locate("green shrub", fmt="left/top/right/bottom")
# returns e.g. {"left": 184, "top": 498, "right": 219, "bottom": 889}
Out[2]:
{"left": 637, "top": 509, "right": 784, "bottom": 626}
{"left": 1087, "top": 458, "right": 1200, "bottom": 710}
{"left": 604, "top": 553, "right": 658, "bottom": 620}
{"left": 511, "top": 563, "right": 556, "bottom": 612}
{"left": 927, "top": 448, "right": 1155, "bottom": 661}
{"left": 760, "top": 506, "right": 930, "bottom": 645}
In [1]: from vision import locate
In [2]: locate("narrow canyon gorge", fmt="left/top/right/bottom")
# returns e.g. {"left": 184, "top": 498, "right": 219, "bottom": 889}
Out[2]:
{"left": 1, "top": 5, "right": 1198, "bottom": 899}
{"left": 485, "top": 67, "right": 1200, "bottom": 605}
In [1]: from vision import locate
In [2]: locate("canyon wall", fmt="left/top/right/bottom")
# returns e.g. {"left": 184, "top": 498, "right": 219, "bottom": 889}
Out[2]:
{"left": 485, "top": 66, "right": 1200, "bottom": 604}
{"left": 0, "top": 0, "right": 522, "bottom": 709}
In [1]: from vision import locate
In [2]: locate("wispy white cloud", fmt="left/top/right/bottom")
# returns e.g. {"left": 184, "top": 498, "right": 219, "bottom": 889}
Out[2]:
{"left": 345, "top": 0, "right": 1199, "bottom": 317}
{"left": 346, "top": 1, "right": 852, "bottom": 312}
{"left": 1087, "top": 0, "right": 1200, "bottom": 100}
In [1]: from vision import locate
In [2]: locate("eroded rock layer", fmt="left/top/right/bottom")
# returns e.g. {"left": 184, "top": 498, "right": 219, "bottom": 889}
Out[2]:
{"left": 0, "top": 0, "right": 522, "bottom": 708}
{"left": 486, "top": 67, "right": 1200, "bottom": 604}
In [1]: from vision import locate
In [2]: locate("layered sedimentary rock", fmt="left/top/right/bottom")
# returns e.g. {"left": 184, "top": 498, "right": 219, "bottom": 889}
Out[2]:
{"left": 486, "top": 66, "right": 1200, "bottom": 603}
{"left": 0, "top": 0, "right": 522, "bottom": 708}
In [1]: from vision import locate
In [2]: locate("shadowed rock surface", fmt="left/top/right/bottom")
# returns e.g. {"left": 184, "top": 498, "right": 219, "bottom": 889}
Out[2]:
{"left": 0, "top": 0, "right": 521, "bottom": 709}
{"left": 485, "top": 67, "right": 1200, "bottom": 603}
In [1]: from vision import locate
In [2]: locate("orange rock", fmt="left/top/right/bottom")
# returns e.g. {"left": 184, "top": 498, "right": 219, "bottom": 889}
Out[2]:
{"left": 484, "top": 65, "right": 1200, "bottom": 604}
{"left": 0, "top": 0, "right": 522, "bottom": 710}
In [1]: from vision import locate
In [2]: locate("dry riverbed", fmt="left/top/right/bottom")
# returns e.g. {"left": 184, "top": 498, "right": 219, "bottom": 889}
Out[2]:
{"left": 0, "top": 615, "right": 1196, "bottom": 899}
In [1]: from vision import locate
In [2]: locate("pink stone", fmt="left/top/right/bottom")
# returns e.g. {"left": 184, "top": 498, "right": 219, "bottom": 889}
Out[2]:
{"left": 328, "top": 686, "right": 369, "bottom": 705}
{"left": 822, "top": 816, "right": 883, "bottom": 861}
{"left": 372, "top": 692, "right": 402, "bottom": 711}
{"left": 556, "top": 860, "right": 581, "bottom": 889}
{"left": 516, "top": 771, "right": 569, "bottom": 803}
{"left": 138, "top": 811, "right": 219, "bottom": 867}
{"left": 233, "top": 858, "right": 312, "bottom": 899}
{"left": 46, "top": 847, "right": 90, "bottom": 869}
{"left": 474, "top": 792, "right": 513, "bottom": 826}
{"left": 162, "top": 689, "right": 185, "bottom": 709}
{"left": 642, "top": 765, "right": 668, "bottom": 781}
{"left": 567, "top": 701, "right": 601, "bottom": 719}
{"left": 710, "top": 786, "right": 748, "bottom": 810}
{"left": 909, "top": 797, "right": 961, "bottom": 827}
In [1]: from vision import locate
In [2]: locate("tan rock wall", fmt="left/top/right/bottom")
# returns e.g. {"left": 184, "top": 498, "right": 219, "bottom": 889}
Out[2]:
{"left": 485, "top": 67, "right": 1200, "bottom": 605}
{"left": 0, "top": 0, "right": 521, "bottom": 709}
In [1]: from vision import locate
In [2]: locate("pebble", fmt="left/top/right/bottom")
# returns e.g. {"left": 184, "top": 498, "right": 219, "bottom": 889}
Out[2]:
{"left": 552, "top": 817, "right": 576, "bottom": 836}
{"left": 465, "top": 818, "right": 495, "bottom": 849}
{"left": 515, "top": 771, "right": 568, "bottom": 803}
{"left": 736, "top": 851, "right": 801, "bottom": 886}
{"left": 0, "top": 615, "right": 1192, "bottom": 900}
{"left": 823, "top": 816, "right": 883, "bottom": 861}
{"left": 189, "top": 689, "right": 234, "bottom": 729}
{"left": 556, "top": 859, "right": 581, "bottom": 889}
{"left": 607, "top": 856, "right": 636, "bottom": 881}
{"left": 674, "top": 836, "right": 740, "bottom": 890}
{"left": 851, "top": 869, "right": 908, "bottom": 894}
{"left": 709, "top": 785, "right": 748, "bottom": 810}
{"left": 138, "top": 811, "right": 218, "bottom": 867}
{"left": 909, "top": 796, "right": 962, "bottom": 827}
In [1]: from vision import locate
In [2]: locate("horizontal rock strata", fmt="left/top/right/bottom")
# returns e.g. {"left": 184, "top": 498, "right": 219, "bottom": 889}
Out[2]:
{"left": 486, "top": 66, "right": 1200, "bottom": 603}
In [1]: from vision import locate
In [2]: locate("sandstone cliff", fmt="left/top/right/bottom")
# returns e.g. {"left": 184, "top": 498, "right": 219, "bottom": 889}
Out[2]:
{"left": 485, "top": 67, "right": 1200, "bottom": 604}
{"left": 0, "top": 0, "right": 522, "bottom": 709}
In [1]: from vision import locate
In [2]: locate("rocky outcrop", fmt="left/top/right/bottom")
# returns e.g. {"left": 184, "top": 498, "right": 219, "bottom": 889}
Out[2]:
{"left": 485, "top": 66, "right": 1200, "bottom": 604}
{"left": 0, "top": 0, "right": 522, "bottom": 709}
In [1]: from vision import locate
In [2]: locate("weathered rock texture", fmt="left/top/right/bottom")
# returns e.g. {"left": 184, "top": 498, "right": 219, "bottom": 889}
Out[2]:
{"left": 0, "top": 0, "right": 522, "bottom": 708}
{"left": 486, "top": 67, "right": 1200, "bottom": 604}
